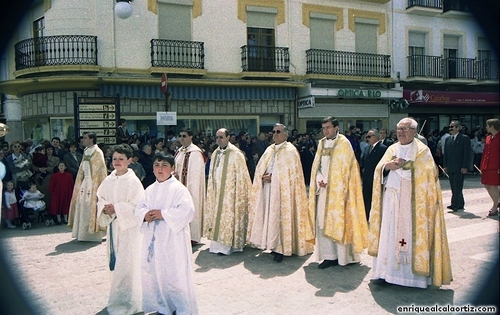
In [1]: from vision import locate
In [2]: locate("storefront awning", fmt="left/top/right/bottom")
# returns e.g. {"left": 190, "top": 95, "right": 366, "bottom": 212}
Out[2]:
{"left": 100, "top": 85, "right": 295, "bottom": 101}
{"left": 403, "top": 90, "right": 499, "bottom": 106}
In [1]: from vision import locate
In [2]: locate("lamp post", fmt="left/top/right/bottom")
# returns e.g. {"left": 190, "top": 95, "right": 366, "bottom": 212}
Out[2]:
{"left": 115, "top": 0, "right": 133, "bottom": 19}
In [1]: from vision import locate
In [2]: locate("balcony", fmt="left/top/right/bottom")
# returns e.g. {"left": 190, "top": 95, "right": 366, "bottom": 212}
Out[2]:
{"left": 406, "top": 55, "right": 498, "bottom": 83}
{"left": 306, "top": 49, "right": 391, "bottom": 78}
{"left": 443, "top": 57, "right": 475, "bottom": 80}
{"left": 407, "top": 55, "right": 442, "bottom": 82}
{"left": 476, "top": 59, "right": 499, "bottom": 82}
{"left": 442, "top": 0, "right": 473, "bottom": 18}
{"left": 14, "top": 35, "right": 98, "bottom": 72}
{"left": 150, "top": 39, "right": 205, "bottom": 75}
{"left": 241, "top": 45, "right": 290, "bottom": 74}
{"left": 406, "top": 0, "right": 443, "bottom": 16}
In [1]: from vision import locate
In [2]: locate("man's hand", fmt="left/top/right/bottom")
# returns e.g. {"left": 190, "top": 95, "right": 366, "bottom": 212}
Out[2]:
{"left": 102, "top": 204, "right": 115, "bottom": 216}
{"left": 262, "top": 173, "right": 272, "bottom": 183}
{"left": 385, "top": 158, "right": 407, "bottom": 171}
{"left": 145, "top": 209, "right": 163, "bottom": 223}
{"left": 318, "top": 180, "right": 327, "bottom": 188}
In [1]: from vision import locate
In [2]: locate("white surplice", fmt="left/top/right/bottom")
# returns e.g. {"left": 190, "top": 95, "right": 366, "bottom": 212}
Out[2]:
{"left": 97, "top": 169, "right": 144, "bottom": 315}
{"left": 135, "top": 176, "right": 198, "bottom": 315}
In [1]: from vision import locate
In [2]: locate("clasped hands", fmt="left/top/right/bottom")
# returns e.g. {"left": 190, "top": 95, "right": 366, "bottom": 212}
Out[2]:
{"left": 145, "top": 209, "right": 163, "bottom": 223}
{"left": 385, "top": 158, "right": 407, "bottom": 171}
{"left": 102, "top": 204, "right": 115, "bottom": 216}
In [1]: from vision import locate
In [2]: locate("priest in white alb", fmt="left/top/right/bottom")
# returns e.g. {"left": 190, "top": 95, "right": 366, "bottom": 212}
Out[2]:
{"left": 204, "top": 128, "right": 251, "bottom": 255}
{"left": 369, "top": 117, "right": 452, "bottom": 288}
{"left": 309, "top": 116, "right": 368, "bottom": 269}
{"left": 174, "top": 127, "right": 206, "bottom": 245}
{"left": 247, "top": 123, "right": 315, "bottom": 262}
{"left": 68, "top": 132, "right": 107, "bottom": 242}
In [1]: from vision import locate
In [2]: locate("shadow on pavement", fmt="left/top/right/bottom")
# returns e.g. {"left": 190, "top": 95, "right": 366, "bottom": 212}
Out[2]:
{"left": 369, "top": 280, "right": 454, "bottom": 314}
{"left": 446, "top": 211, "right": 482, "bottom": 219}
{"left": 243, "top": 249, "right": 310, "bottom": 279}
{"left": 46, "top": 239, "right": 102, "bottom": 256}
{"left": 194, "top": 247, "right": 248, "bottom": 272}
{"left": 303, "top": 262, "right": 370, "bottom": 297}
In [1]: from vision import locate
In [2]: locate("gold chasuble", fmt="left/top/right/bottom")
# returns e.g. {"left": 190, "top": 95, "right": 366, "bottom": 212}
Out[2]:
{"left": 368, "top": 139, "right": 453, "bottom": 287}
{"left": 68, "top": 145, "right": 108, "bottom": 236}
{"left": 204, "top": 143, "right": 251, "bottom": 249}
{"left": 308, "top": 134, "right": 368, "bottom": 254}
{"left": 247, "top": 141, "right": 315, "bottom": 256}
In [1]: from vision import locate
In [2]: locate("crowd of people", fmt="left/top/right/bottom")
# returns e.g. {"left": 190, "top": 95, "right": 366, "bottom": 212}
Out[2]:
{"left": 0, "top": 116, "right": 498, "bottom": 315}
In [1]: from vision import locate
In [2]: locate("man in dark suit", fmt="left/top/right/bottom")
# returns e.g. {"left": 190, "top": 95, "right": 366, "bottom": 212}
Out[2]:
{"left": 360, "top": 129, "right": 387, "bottom": 220}
{"left": 443, "top": 120, "right": 471, "bottom": 211}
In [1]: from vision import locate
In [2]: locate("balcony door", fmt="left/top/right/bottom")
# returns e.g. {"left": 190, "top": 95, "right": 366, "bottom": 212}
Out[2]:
{"left": 33, "top": 17, "right": 45, "bottom": 66}
{"left": 444, "top": 35, "right": 459, "bottom": 78}
{"left": 247, "top": 27, "right": 275, "bottom": 71}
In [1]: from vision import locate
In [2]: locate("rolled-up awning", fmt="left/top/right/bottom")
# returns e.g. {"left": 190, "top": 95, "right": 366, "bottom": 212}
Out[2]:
{"left": 100, "top": 84, "right": 295, "bottom": 101}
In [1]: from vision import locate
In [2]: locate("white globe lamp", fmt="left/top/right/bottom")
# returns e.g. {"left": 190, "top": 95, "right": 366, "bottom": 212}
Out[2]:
{"left": 115, "top": 1, "right": 132, "bottom": 19}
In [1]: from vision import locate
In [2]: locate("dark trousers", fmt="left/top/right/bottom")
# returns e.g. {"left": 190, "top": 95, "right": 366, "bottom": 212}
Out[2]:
{"left": 449, "top": 172, "right": 465, "bottom": 209}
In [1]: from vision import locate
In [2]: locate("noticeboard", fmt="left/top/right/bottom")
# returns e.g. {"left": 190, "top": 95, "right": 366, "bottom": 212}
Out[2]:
{"left": 75, "top": 96, "right": 119, "bottom": 145}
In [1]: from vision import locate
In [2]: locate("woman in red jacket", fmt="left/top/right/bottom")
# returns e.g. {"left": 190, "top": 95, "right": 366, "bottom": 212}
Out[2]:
{"left": 480, "top": 118, "right": 500, "bottom": 216}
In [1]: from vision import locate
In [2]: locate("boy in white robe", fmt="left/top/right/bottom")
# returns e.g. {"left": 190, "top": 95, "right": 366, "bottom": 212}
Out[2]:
{"left": 135, "top": 152, "right": 199, "bottom": 315}
{"left": 97, "top": 144, "right": 144, "bottom": 315}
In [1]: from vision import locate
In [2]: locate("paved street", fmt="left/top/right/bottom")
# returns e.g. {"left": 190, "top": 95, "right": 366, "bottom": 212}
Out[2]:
{"left": 0, "top": 175, "right": 498, "bottom": 315}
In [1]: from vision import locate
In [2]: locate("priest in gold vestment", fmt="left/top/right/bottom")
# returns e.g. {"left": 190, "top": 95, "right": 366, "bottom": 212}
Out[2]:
{"left": 369, "top": 117, "right": 452, "bottom": 288}
{"left": 204, "top": 128, "right": 251, "bottom": 255}
{"left": 247, "top": 124, "right": 314, "bottom": 262}
{"left": 309, "top": 116, "right": 368, "bottom": 269}
{"left": 68, "top": 132, "right": 107, "bottom": 242}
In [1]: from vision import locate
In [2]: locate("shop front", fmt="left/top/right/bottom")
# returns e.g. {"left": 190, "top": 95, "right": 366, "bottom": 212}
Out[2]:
{"left": 297, "top": 84, "right": 403, "bottom": 135}
{"left": 403, "top": 89, "right": 499, "bottom": 136}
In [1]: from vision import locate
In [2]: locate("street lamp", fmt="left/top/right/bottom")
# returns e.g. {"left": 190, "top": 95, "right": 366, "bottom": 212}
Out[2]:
{"left": 115, "top": 0, "right": 133, "bottom": 19}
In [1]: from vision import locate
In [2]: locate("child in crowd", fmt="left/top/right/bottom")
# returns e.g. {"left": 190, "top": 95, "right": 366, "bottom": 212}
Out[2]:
{"left": 128, "top": 151, "right": 146, "bottom": 182}
{"left": 20, "top": 183, "right": 46, "bottom": 212}
{"left": 2, "top": 181, "right": 18, "bottom": 228}
{"left": 32, "top": 146, "right": 49, "bottom": 185}
{"left": 49, "top": 161, "right": 74, "bottom": 225}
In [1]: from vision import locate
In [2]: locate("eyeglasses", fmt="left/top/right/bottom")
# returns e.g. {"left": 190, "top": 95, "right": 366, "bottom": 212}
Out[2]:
{"left": 272, "top": 130, "right": 283, "bottom": 134}
{"left": 366, "top": 135, "right": 374, "bottom": 138}
{"left": 179, "top": 134, "right": 188, "bottom": 138}
{"left": 13, "top": 145, "right": 21, "bottom": 148}
{"left": 216, "top": 136, "right": 225, "bottom": 139}
{"left": 448, "top": 126, "right": 455, "bottom": 128}
{"left": 396, "top": 127, "right": 415, "bottom": 132}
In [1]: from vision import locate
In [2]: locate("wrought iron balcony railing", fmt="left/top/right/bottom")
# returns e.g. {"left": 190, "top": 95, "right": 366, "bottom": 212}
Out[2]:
{"left": 241, "top": 45, "right": 290, "bottom": 72}
{"left": 150, "top": 39, "right": 204, "bottom": 69}
{"left": 476, "top": 59, "right": 499, "bottom": 80}
{"left": 443, "top": 0, "right": 472, "bottom": 12}
{"left": 306, "top": 49, "right": 391, "bottom": 77}
{"left": 14, "top": 35, "right": 98, "bottom": 71}
{"left": 407, "top": 55, "right": 442, "bottom": 77}
{"left": 407, "top": 0, "right": 443, "bottom": 9}
{"left": 443, "top": 57, "right": 475, "bottom": 79}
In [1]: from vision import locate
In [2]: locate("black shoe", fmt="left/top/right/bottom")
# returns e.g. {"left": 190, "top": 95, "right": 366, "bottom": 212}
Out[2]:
{"left": 273, "top": 253, "right": 284, "bottom": 262}
{"left": 318, "top": 259, "right": 339, "bottom": 269}
{"left": 217, "top": 252, "right": 226, "bottom": 256}
{"left": 446, "top": 205, "right": 454, "bottom": 210}
{"left": 56, "top": 221, "right": 62, "bottom": 225}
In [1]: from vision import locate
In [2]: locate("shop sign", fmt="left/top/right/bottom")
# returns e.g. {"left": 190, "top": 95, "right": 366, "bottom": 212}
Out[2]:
{"left": 297, "top": 96, "right": 315, "bottom": 109}
{"left": 337, "top": 89, "right": 382, "bottom": 98}
{"left": 403, "top": 90, "right": 499, "bottom": 106}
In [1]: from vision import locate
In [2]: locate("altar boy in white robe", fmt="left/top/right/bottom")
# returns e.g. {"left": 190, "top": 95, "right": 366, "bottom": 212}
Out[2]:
{"left": 97, "top": 144, "right": 144, "bottom": 315}
{"left": 135, "top": 152, "right": 198, "bottom": 315}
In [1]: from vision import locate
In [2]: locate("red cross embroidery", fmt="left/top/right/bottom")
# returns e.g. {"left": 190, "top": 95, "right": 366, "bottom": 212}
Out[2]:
{"left": 399, "top": 239, "right": 407, "bottom": 247}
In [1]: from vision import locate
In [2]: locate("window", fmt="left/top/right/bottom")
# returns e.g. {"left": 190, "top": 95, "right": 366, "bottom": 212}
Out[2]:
{"left": 443, "top": 35, "right": 459, "bottom": 78}
{"left": 310, "top": 15, "right": 335, "bottom": 50}
{"left": 33, "top": 17, "right": 44, "bottom": 38}
{"left": 409, "top": 32, "right": 426, "bottom": 76}
{"left": 158, "top": 3, "right": 191, "bottom": 40}
{"left": 246, "top": 8, "right": 276, "bottom": 71}
{"left": 355, "top": 22, "right": 377, "bottom": 54}
{"left": 33, "top": 17, "right": 45, "bottom": 66}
